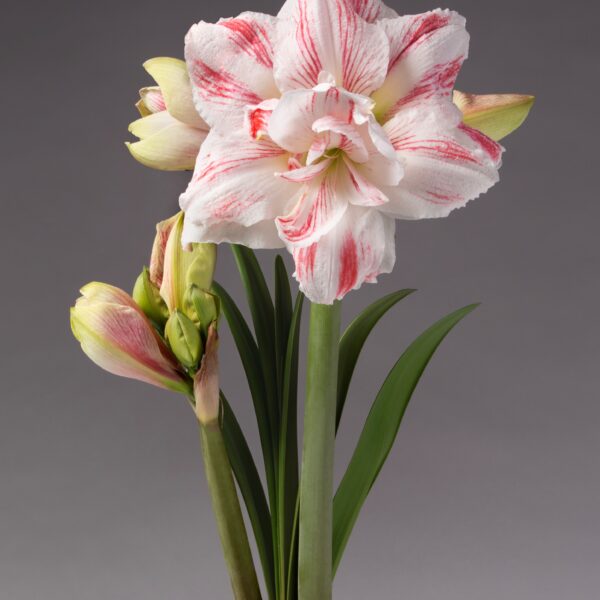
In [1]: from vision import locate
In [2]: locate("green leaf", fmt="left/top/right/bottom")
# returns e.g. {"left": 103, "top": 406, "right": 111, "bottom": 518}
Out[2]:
{"left": 336, "top": 289, "right": 416, "bottom": 431}
{"left": 231, "top": 245, "right": 279, "bottom": 447}
{"left": 221, "top": 394, "right": 275, "bottom": 600}
{"left": 332, "top": 303, "right": 479, "bottom": 574}
{"left": 274, "top": 255, "right": 293, "bottom": 401}
{"left": 211, "top": 282, "right": 276, "bottom": 506}
{"left": 277, "top": 292, "right": 304, "bottom": 598}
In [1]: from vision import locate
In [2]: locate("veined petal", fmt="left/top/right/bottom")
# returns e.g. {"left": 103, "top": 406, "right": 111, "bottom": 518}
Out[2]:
{"left": 292, "top": 206, "right": 395, "bottom": 304}
{"left": 278, "top": 0, "right": 398, "bottom": 22}
{"left": 268, "top": 86, "right": 360, "bottom": 154}
{"left": 276, "top": 160, "right": 348, "bottom": 247}
{"left": 372, "top": 10, "right": 469, "bottom": 122}
{"left": 277, "top": 157, "right": 333, "bottom": 182}
{"left": 144, "top": 57, "right": 207, "bottom": 128}
{"left": 182, "top": 217, "right": 284, "bottom": 249}
{"left": 381, "top": 104, "right": 503, "bottom": 219}
{"left": 453, "top": 91, "right": 535, "bottom": 141}
{"left": 138, "top": 86, "right": 166, "bottom": 115}
{"left": 312, "top": 116, "right": 369, "bottom": 163}
{"left": 180, "top": 130, "right": 297, "bottom": 231}
{"left": 126, "top": 122, "right": 208, "bottom": 171}
{"left": 274, "top": 0, "right": 390, "bottom": 95}
{"left": 343, "top": 157, "right": 390, "bottom": 206}
{"left": 185, "top": 12, "right": 279, "bottom": 130}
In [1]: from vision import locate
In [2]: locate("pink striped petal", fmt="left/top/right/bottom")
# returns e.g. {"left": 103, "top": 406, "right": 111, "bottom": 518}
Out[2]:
{"left": 245, "top": 98, "right": 279, "bottom": 140}
{"left": 343, "top": 158, "right": 390, "bottom": 206}
{"left": 278, "top": 0, "right": 398, "bottom": 22}
{"left": 277, "top": 158, "right": 333, "bottom": 182}
{"left": 381, "top": 103, "right": 503, "bottom": 219}
{"left": 292, "top": 206, "right": 395, "bottom": 304}
{"left": 185, "top": 12, "right": 279, "bottom": 130}
{"left": 312, "top": 116, "right": 369, "bottom": 163}
{"left": 149, "top": 213, "right": 180, "bottom": 288}
{"left": 274, "top": 0, "right": 390, "bottom": 95}
{"left": 372, "top": 10, "right": 469, "bottom": 122}
{"left": 268, "top": 86, "right": 363, "bottom": 154}
{"left": 182, "top": 217, "right": 284, "bottom": 249}
{"left": 276, "top": 160, "right": 348, "bottom": 247}
{"left": 71, "top": 284, "right": 187, "bottom": 392}
{"left": 139, "top": 86, "right": 167, "bottom": 114}
{"left": 180, "top": 130, "right": 297, "bottom": 236}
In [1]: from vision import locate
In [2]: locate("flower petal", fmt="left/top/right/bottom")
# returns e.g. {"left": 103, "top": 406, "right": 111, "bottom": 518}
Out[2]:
{"left": 144, "top": 57, "right": 207, "bottom": 128}
{"left": 343, "top": 158, "right": 390, "bottom": 206}
{"left": 292, "top": 206, "right": 395, "bottom": 304}
{"left": 129, "top": 111, "right": 176, "bottom": 139}
{"left": 126, "top": 122, "right": 208, "bottom": 171}
{"left": 274, "top": 0, "right": 390, "bottom": 95}
{"left": 453, "top": 91, "right": 535, "bottom": 141}
{"left": 268, "top": 86, "right": 361, "bottom": 154}
{"left": 276, "top": 160, "right": 348, "bottom": 247}
{"left": 138, "top": 86, "right": 166, "bottom": 115}
{"left": 149, "top": 213, "right": 180, "bottom": 287}
{"left": 180, "top": 130, "right": 297, "bottom": 232}
{"left": 381, "top": 103, "right": 503, "bottom": 219}
{"left": 185, "top": 12, "right": 279, "bottom": 130}
{"left": 182, "top": 217, "right": 284, "bottom": 249}
{"left": 372, "top": 10, "right": 469, "bottom": 122}
{"left": 279, "top": 0, "right": 398, "bottom": 22}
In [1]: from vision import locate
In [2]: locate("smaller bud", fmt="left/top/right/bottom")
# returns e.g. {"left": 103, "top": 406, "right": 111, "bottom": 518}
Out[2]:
{"left": 164, "top": 310, "right": 203, "bottom": 370}
{"left": 194, "top": 324, "right": 220, "bottom": 425}
{"left": 188, "top": 285, "right": 221, "bottom": 339}
{"left": 132, "top": 267, "right": 169, "bottom": 325}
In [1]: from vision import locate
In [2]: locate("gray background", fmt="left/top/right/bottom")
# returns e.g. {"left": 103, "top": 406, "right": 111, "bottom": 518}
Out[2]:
{"left": 1, "top": 0, "right": 598, "bottom": 598}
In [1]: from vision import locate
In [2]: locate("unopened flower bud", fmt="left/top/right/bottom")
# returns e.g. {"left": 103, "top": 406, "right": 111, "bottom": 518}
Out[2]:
{"left": 164, "top": 309, "right": 203, "bottom": 370}
{"left": 70, "top": 282, "right": 188, "bottom": 393}
{"left": 132, "top": 267, "right": 169, "bottom": 325}
{"left": 161, "top": 212, "right": 217, "bottom": 317}
{"left": 188, "top": 285, "right": 221, "bottom": 339}
{"left": 453, "top": 91, "right": 535, "bottom": 141}
{"left": 194, "top": 324, "right": 220, "bottom": 425}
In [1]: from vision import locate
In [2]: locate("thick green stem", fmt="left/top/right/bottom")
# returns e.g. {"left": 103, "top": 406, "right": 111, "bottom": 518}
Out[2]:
{"left": 298, "top": 301, "right": 342, "bottom": 600}
{"left": 201, "top": 421, "right": 262, "bottom": 600}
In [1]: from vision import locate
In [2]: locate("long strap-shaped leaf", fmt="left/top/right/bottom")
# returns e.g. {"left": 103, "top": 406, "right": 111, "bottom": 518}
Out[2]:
{"left": 212, "top": 282, "right": 276, "bottom": 508}
{"left": 332, "top": 304, "right": 479, "bottom": 573}
{"left": 221, "top": 394, "right": 275, "bottom": 600}
{"left": 336, "top": 289, "right": 416, "bottom": 431}
{"left": 231, "top": 245, "right": 280, "bottom": 440}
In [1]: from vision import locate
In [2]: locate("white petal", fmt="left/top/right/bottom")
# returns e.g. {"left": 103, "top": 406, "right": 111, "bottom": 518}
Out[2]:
{"left": 278, "top": 0, "right": 398, "bottom": 22}
{"left": 274, "top": 0, "right": 390, "bottom": 95}
{"left": 182, "top": 217, "right": 284, "bottom": 249}
{"left": 381, "top": 103, "right": 503, "bottom": 219}
{"left": 276, "top": 160, "right": 348, "bottom": 247}
{"left": 268, "top": 86, "right": 361, "bottom": 154}
{"left": 292, "top": 206, "right": 395, "bottom": 304}
{"left": 185, "top": 12, "right": 279, "bottom": 130}
{"left": 372, "top": 10, "right": 469, "bottom": 122}
{"left": 180, "top": 130, "right": 298, "bottom": 232}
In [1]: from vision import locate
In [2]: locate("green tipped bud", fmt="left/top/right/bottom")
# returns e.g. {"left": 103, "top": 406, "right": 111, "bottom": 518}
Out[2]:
{"left": 132, "top": 267, "right": 169, "bottom": 325}
{"left": 164, "top": 310, "right": 203, "bottom": 370}
{"left": 188, "top": 285, "right": 221, "bottom": 339}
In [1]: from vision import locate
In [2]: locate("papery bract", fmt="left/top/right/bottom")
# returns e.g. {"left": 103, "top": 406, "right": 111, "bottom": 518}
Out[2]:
{"left": 127, "top": 58, "right": 210, "bottom": 171}
{"left": 70, "top": 282, "right": 189, "bottom": 392}
{"left": 179, "top": 0, "right": 530, "bottom": 304}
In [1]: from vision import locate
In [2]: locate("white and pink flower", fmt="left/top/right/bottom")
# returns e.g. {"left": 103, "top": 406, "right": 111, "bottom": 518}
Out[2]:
{"left": 179, "top": 0, "right": 505, "bottom": 304}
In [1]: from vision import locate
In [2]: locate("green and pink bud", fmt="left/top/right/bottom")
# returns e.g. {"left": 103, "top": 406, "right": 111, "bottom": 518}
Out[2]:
{"left": 454, "top": 91, "right": 535, "bottom": 141}
{"left": 70, "top": 282, "right": 189, "bottom": 393}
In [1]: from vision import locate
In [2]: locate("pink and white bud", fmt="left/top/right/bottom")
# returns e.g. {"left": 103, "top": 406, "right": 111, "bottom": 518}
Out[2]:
{"left": 70, "top": 282, "right": 189, "bottom": 393}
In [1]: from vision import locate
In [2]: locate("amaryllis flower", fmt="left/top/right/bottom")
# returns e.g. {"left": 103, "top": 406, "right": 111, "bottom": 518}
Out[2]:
{"left": 71, "top": 282, "right": 189, "bottom": 392}
{"left": 179, "top": 0, "right": 508, "bottom": 304}
{"left": 127, "top": 58, "right": 209, "bottom": 170}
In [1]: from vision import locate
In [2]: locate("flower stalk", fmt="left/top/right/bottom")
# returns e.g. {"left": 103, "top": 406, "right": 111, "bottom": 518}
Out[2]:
{"left": 298, "top": 301, "right": 342, "bottom": 600}
{"left": 195, "top": 325, "right": 261, "bottom": 600}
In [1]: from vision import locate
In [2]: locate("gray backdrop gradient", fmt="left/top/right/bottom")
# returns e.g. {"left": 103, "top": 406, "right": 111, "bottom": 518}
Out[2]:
{"left": 2, "top": 0, "right": 598, "bottom": 598}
